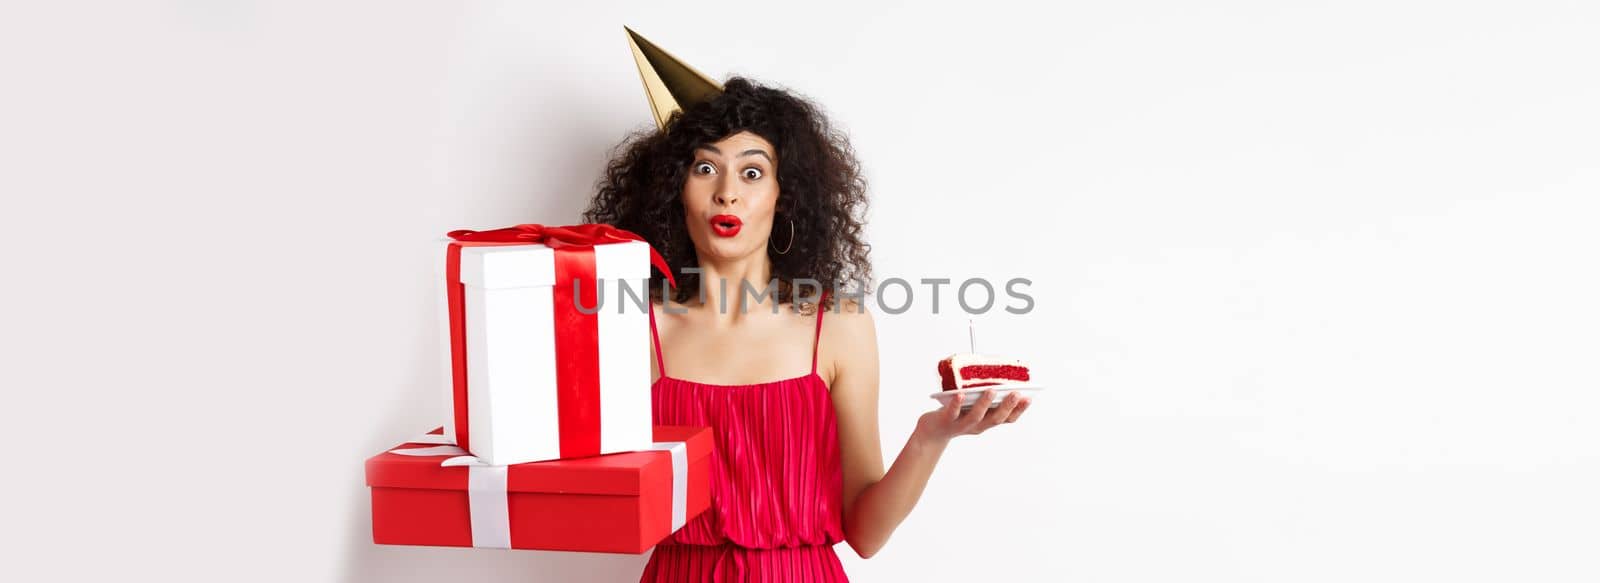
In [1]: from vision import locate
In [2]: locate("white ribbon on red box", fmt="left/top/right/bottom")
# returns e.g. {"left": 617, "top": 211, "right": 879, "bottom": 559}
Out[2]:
{"left": 389, "top": 437, "right": 689, "bottom": 549}
{"left": 647, "top": 441, "right": 688, "bottom": 529}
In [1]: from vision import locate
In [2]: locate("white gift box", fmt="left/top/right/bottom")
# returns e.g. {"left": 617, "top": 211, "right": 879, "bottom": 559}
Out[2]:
{"left": 438, "top": 238, "right": 655, "bottom": 466}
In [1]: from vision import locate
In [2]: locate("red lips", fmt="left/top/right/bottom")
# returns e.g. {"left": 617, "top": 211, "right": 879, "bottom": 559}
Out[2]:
{"left": 710, "top": 214, "right": 742, "bottom": 237}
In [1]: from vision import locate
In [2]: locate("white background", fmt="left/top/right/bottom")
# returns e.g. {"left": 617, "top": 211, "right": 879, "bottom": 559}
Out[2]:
{"left": 2, "top": 1, "right": 1597, "bottom": 581}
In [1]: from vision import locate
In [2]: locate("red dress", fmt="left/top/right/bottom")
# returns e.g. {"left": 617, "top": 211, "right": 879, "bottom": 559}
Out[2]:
{"left": 639, "top": 295, "right": 850, "bottom": 582}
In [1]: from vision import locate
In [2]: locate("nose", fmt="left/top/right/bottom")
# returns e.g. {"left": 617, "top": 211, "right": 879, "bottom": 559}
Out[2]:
{"left": 713, "top": 177, "right": 739, "bottom": 207}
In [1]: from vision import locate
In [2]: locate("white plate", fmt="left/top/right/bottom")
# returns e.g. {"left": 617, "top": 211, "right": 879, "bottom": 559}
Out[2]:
{"left": 930, "top": 384, "right": 1044, "bottom": 409}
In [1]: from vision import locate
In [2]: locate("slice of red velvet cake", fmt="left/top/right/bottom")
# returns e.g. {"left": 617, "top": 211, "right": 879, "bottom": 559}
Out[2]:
{"left": 938, "top": 353, "right": 1031, "bottom": 391}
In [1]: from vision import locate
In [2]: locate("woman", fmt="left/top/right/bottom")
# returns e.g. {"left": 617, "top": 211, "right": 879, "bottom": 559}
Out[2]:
{"left": 584, "top": 77, "right": 1031, "bottom": 582}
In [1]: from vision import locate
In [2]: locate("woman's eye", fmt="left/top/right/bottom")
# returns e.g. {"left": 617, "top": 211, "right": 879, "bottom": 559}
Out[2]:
{"left": 743, "top": 167, "right": 763, "bottom": 180}
{"left": 694, "top": 162, "right": 715, "bottom": 175}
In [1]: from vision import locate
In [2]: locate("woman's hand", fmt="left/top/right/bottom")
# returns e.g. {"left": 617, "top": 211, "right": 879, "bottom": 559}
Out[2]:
{"left": 913, "top": 389, "right": 1031, "bottom": 446}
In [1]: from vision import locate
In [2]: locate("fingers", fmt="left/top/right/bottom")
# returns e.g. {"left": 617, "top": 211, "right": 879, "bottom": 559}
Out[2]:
{"left": 942, "top": 390, "right": 963, "bottom": 422}
{"left": 958, "top": 389, "right": 997, "bottom": 432}
{"left": 1004, "top": 397, "right": 1031, "bottom": 423}
{"left": 984, "top": 392, "right": 1022, "bottom": 429}
{"left": 968, "top": 392, "right": 1019, "bottom": 434}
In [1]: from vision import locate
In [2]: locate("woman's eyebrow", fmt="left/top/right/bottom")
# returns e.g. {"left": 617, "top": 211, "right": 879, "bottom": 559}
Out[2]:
{"left": 695, "top": 145, "right": 774, "bottom": 163}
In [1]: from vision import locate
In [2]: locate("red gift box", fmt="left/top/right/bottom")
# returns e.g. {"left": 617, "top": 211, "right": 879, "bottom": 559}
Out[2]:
{"left": 366, "top": 425, "right": 712, "bottom": 554}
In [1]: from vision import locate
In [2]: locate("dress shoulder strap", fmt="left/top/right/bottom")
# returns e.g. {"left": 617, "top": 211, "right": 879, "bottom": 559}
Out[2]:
{"left": 649, "top": 301, "right": 666, "bottom": 376}
{"left": 811, "top": 291, "right": 829, "bottom": 375}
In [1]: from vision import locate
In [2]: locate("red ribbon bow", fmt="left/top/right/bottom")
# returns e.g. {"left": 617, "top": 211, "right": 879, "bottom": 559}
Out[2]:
{"left": 447, "top": 223, "right": 676, "bottom": 288}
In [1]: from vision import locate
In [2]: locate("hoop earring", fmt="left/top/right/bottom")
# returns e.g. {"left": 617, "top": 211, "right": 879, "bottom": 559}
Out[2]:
{"left": 771, "top": 218, "right": 795, "bottom": 255}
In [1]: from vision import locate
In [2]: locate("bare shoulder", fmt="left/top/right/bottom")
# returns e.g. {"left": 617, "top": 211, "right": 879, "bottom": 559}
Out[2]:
{"left": 819, "top": 297, "right": 879, "bottom": 389}
{"left": 651, "top": 297, "right": 691, "bottom": 329}
{"left": 823, "top": 296, "right": 876, "bottom": 341}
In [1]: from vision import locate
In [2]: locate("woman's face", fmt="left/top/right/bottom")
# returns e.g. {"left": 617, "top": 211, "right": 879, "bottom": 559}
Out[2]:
{"left": 681, "top": 130, "right": 781, "bottom": 263}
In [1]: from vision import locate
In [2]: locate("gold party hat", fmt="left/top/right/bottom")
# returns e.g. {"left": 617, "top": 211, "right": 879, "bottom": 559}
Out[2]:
{"left": 625, "top": 26, "right": 724, "bottom": 130}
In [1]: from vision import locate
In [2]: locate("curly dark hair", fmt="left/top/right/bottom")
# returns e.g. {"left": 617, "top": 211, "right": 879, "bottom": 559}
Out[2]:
{"left": 583, "top": 76, "right": 871, "bottom": 309}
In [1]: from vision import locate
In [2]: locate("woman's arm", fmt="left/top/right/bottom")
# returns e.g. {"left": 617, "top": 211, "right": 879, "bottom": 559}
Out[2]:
{"left": 826, "top": 301, "right": 1031, "bottom": 559}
